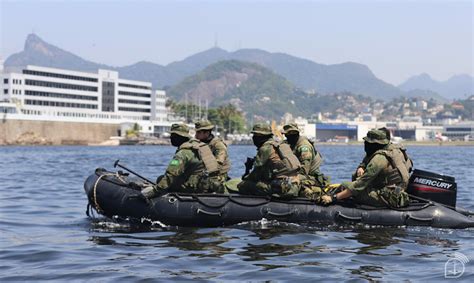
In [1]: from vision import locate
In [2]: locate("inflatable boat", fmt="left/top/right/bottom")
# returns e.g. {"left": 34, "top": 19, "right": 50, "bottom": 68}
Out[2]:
{"left": 84, "top": 168, "right": 474, "bottom": 229}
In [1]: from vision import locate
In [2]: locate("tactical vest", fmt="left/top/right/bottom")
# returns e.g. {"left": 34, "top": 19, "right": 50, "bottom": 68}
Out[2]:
{"left": 180, "top": 139, "right": 219, "bottom": 175}
{"left": 295, "top": 136, "right": 323, "bottom": 173}
{"left": 208, "top": 136, "right": 231, "bottom": 174}
{"left": 268, "top": 141, "right": 301, "bottom": 178}
{"left": 372, "top": 144, "right": 413, "bottom": 188}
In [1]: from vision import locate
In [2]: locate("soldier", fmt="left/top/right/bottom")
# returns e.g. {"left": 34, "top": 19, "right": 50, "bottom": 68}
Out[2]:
{"left": 321, "top": 129, "right": 413, "bottom": 208}
{"left": 195, "top": 120, "right": 231, "bottom": 181}
{"left": 141, "top": 123, "right": 225, "bottom": 199}
{"left": 353, "top": 127, "right": 392, "bottom": 179}
{"left": 237, "top": 123, "right": 302, "bottom": 198}
{"left": 282, "top": 123, "right": 329, "bottom": 187}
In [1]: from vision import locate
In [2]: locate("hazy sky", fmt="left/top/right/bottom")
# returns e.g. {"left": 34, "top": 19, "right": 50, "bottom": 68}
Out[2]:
{"left": 0, "top": 0, "right": 472, "bottom": 85}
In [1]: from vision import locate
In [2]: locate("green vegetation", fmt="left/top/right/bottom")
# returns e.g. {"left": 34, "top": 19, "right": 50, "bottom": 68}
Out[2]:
{"left": 446, "top": 96, "right": 474, "bottom": 119}
{"left": 168, "top": 60, "right": 302, "bottom": 121}
{"left": 168, "top": 100, "right": 247, "bottom": 135}
{"left": 167, "top": 59, "right": 473, "bottom": 122}
{"left": 125, "top": 123, "right": 141, "bottom": 138}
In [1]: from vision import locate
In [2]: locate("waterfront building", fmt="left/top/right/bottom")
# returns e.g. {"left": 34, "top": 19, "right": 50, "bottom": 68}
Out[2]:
{"left": 443, "top": 122, "right": 474, "bottom": 141}
{"left": 316, "top": 123, "right": 358, "bottom": 142}
{"left": 414, "top": 125, "right": 444, "bottom": 141}
{"left": 0, "top": 65, "right": 172, "bottom": 136}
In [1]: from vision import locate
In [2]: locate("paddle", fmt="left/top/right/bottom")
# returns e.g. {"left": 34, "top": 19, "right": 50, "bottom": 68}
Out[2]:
{"left": 114, "top": 159, "right": 156, "bottom": 185}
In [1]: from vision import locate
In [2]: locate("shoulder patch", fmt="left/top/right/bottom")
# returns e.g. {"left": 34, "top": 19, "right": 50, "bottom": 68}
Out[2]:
{"left": 169, "top": 159, "right": 180, "bottom": 166}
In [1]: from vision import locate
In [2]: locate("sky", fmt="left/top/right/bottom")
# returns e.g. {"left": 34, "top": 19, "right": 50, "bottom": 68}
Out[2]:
{"left": 0, "top": 0, "right": 472, "bottom": 85}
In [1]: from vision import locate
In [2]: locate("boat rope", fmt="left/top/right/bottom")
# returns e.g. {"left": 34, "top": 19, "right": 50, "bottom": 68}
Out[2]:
{"left": 92, "top": 174, "right": 106, "bottom": 214}
{"left": 92, "top": 172, "right": 124, "bottom": 214}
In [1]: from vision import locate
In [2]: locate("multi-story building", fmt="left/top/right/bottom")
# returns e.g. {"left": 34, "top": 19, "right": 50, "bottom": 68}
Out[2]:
{"left": 0, "top": 65, "right": 174, "bottom": 136}
{"left": 443, "top": 123, "right": 474, "bottom": 141}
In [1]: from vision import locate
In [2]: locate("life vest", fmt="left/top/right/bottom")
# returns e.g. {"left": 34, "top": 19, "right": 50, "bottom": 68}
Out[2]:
{"left": 180, "top": 139, "right": 219, "bottom": 175}
{"left": 294, "top": 136, "right": 323, "bottom": 173}
{"left": 208, "top": 136, "right": 231, "bottom": 174}
{"left": 373, "top": 144, "right": 413, "bottom": 188}
{"left": 268, "top": 140, "right": 301, "bottom": 178}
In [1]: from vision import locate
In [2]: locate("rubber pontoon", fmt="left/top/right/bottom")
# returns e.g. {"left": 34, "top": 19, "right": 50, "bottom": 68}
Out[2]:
{"left": 84, "top": 169, "right": 474, "bottom": 229}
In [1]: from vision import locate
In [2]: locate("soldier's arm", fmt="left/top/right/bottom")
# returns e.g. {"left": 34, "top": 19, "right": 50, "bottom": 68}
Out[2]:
{"left": 353, "top": 156, "right": 369, "bottom": 180}
{"left": 343, "top": 155, "right": 388, "bottom": 196}
{"left": 214, "top": 140, "right": 228, "bottom": 165}
{"left": 155, "top": 150, "right": 190, "bottom": 191}
{"left": 245, "top": 147, "right": 270, "bottom": 181}
{"left": 297, "top": 144, "right": 314, "bottom": 174}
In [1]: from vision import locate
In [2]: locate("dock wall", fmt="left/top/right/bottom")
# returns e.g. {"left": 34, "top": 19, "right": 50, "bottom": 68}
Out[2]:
{"left": 0, "top": 119, "right": 119, "bottom": 145}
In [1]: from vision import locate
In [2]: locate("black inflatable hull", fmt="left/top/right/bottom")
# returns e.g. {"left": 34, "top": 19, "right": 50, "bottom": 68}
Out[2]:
{"left": 84, "top": 171, "right": 474, "bottom": 229}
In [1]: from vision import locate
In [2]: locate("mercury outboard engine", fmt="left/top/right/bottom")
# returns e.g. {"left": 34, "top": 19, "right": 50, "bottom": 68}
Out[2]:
{"left": 407, "top": 169, "right": 457, "bottom": 207}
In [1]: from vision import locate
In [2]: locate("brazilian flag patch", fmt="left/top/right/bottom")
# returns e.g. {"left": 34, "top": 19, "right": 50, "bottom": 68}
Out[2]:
{"left": 170, "top": 159, "right": 180, "bottom": 166}
{"left": 300, "top": 146, "right": 309, "bottom": 152}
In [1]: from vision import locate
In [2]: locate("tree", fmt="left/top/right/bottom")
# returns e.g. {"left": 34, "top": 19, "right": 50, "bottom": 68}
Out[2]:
{"left": 126, "top": 123, "right": 141, "bottom": 138}
{"left": 168, "top": 100, "right": 247, "bottom": 136}
{"left": 216, "top": 104, "right": 246, "bottom": 136}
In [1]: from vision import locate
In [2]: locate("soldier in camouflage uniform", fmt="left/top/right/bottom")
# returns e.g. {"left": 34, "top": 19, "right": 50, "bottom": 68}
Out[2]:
{"left": 321, "top": 129, "right": 413, "bottom": 207}
{"left": 141, "top": 123, "right": 225, "bottom": 199}
{"left": 195, "top": 120, "right": 231, "bottom": 182}
{"left": 282, "top": 123, "right": 329, "bottom": 187}
{"left": 352, "top": 127, "right": 392, "bottom": 180}
{"left": 237, "top": 123, "right": 302, "bottom": 198}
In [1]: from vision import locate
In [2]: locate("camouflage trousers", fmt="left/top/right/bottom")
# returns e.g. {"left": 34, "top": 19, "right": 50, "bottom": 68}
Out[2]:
{"left": 200, "top": 175, "right": 229, "bottom": 194}
{"left": 237, "top": 175, "right": 301, "bottom": 198}
{"left": 354, "top": 186, "right": 409, "bottom": 208}
{"left": 159, "top": 174, "right": 228, "bottom": 194}
{"left": 309, "top": 171, "right": 331, "bottom": 188}
{"left": 299, "top": 178, "right": 325, "bottom": 202}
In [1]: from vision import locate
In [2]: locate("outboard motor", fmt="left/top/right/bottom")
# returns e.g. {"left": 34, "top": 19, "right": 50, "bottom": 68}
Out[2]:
{"left": 407, "top": 169, "right": 457, "bottom": 207}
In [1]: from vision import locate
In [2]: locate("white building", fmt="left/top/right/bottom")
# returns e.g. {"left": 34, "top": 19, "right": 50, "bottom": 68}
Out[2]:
{"left": 293, "top": 117, "right": 316, "bottom": 139}
{"left": 151, "top": 90, "right": 168, "bottom": 122}
{"left": 415, "top": 125, "right": 443, "bottom": 141}
{"left": 0, "top": 65, "right": 172, "bottom": 133}
{"left": 443, "top": 122, "right": 474, "bottom": 140}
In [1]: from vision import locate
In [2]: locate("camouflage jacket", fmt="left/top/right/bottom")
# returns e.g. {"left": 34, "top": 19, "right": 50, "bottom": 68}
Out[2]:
{"left": 352, "top": 143, "right": 412, "bottom": 180}
{"left": 207, "top": 135, "right": 231, "bottom": 176}
{"left": 288, "top": 136, "right": 323, "bottom": 177}
{"left": 344, "top": 144, "right": 412, "bottom": 196}
{"left": 155, "top": 138, "right": 205, "bottom": 192}
{"left": 244, "top": 138, "right": 288, "bottom": 183}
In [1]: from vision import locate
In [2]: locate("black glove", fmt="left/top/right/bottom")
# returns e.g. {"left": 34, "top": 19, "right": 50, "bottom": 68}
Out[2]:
{"left": 244, "top": 157, "right": 255, "bottom": 171}
{"left": 242, "top": 157, "right": 255, "bottom": 179}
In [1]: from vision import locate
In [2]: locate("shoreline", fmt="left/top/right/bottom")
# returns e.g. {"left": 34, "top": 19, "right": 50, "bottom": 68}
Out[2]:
{"left": 315, "top": 141, "right": 474, "bottom": 147}
{"left": 1, "top": 140, "right": 473, "bottom": 146}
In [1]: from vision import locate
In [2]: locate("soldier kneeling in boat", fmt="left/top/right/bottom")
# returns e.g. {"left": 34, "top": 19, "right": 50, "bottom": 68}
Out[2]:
{"left": 282, "top": 123, "right": 330, "bottom": 192}
{"left": 321, "top": 129, "right": 413, "bottom": 208}
{"left": 237, "top": 123, "right": 318, "bottom": 199}
{"left": 141, "top": 123, "right": 226, "bottom": 199}
{"left": 195, "top": 120, "right": 231, "bottom": 183}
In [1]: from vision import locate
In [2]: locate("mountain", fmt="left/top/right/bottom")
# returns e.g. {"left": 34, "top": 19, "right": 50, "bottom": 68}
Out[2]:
{"left": 168, "top": 60, "right": 383, "bottom": 121}
{"left": 399, "top": 73, "right": 474, "bottom": 100}
{"left": 167, "top": 60, "right": 300, "bottom": 120}
{"left": 4, "top": 33, "right": 413, "bottom": 100}
{"left": 5, "top": 34, "right": 109, "bottom": 72}
{"left": 230, "top": 49, "right": 404, "bottom": 99}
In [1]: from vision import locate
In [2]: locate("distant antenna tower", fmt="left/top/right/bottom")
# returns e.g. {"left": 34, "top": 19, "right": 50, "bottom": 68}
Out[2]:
{"left": 214, "top": 32, "right": 218, "bottom": 48}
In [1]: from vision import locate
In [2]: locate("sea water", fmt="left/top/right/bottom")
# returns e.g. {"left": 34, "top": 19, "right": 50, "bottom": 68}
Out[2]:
{"left": 0, "top": 145, "right": 473, "bottom": 281}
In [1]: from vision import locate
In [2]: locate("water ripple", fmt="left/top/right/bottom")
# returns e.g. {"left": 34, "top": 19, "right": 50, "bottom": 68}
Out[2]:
{"left": 0, "top": 145, "right": 473, "bottom": 281}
